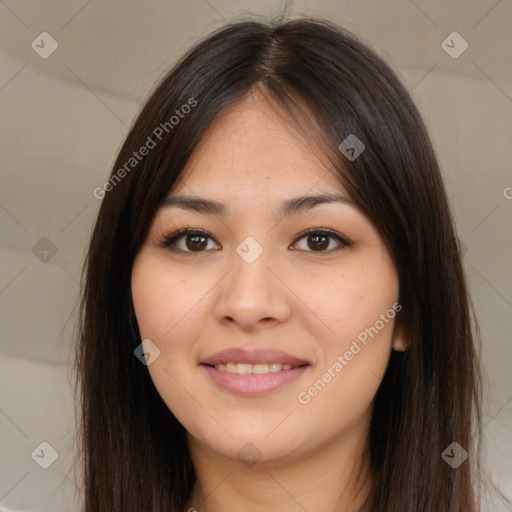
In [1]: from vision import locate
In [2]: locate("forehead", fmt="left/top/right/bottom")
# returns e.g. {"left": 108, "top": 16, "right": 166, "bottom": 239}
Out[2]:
{"left": 173, "top": 93, "right": 345, "bottom": 198}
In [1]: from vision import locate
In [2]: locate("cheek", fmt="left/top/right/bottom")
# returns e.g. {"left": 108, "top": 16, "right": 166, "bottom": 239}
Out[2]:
{"left": 294, "top": 258, "right": 398, "bottom": 423}
{"left": 297, "top": 263, "right": 397, "bottom": 349}
{"left": 132, "top": 255, "right": 203, "bottom": 342}
{"left": 131, "top": 259, "right": 214, "bottom": 417}
{"left": 131, "top": 255, "right": 209, "bottom": 422}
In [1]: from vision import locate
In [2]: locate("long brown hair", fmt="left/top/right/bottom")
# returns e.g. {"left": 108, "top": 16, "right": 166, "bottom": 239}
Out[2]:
{"left": 76, "top": 17, "right": 488, "bottom": 511}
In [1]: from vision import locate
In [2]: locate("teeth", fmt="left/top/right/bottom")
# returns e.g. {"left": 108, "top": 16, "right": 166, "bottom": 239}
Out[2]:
{"left": 237, "top": 363, "right": 252, "bottom": 374}
{"left": 214, "top": 362, "right": 297, "bottom": 374}
{"left": 253, "top": 363, "right": 269, "bottom": 374}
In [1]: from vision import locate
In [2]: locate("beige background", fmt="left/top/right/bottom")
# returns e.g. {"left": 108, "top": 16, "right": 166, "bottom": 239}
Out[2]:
{"left": 0, "top": 0, "right": 511, "bottom": 510}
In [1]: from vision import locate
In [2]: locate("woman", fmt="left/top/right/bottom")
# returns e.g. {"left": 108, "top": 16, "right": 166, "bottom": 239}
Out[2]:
{"left": 76, "top": 17, "right": 490, "bottom": 511}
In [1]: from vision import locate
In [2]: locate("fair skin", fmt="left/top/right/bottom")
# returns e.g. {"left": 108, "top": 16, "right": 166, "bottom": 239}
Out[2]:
{"left": 131, "top": 92, "right": 406, "bottom": 512}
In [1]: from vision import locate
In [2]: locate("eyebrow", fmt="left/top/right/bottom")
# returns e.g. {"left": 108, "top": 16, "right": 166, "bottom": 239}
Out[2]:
{"left": 159, "top": 193, "right": 355, "bottom": 220}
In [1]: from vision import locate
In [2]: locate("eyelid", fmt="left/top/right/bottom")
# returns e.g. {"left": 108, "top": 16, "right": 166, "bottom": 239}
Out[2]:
{"left": 292, "top": 227, "right": 351, "bottom": 250}
{"left": 157, "top": 226, "right": 351, "bottom": 253}
{"left": 157, "top": 227, "right": 218, "bottom": 253}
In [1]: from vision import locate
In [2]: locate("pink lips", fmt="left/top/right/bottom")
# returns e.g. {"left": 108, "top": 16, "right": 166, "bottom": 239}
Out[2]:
{"left": 200, "top": 348, "right": 310, "bottom": 397}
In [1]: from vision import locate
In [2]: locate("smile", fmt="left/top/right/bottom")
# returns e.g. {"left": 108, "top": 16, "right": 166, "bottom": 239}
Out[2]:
{"left": 201, "top": 363, "right": 310, "bottom": 396}
{"left": 212, "top": 362, "right": 298, "bottom": 374}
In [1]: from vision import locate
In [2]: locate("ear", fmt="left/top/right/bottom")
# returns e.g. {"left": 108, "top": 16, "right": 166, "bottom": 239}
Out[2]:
{"left": 392, "top": 337, "right": 408, "bottom": 352}
{"left": 391, "top": 322, "right": 409, "bottom": 352}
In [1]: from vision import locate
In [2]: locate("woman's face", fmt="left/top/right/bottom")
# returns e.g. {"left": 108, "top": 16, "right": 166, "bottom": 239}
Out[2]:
{"left": 131, "top": 93, "right": 404, "bottom": 466}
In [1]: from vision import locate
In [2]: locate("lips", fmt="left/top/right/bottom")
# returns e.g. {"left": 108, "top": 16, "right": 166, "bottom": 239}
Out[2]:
{"left": 199, "top": 347, "right": 310, "bottom": 367}
{"left": 199, "top": 347, "right": 310, "bottom": 396}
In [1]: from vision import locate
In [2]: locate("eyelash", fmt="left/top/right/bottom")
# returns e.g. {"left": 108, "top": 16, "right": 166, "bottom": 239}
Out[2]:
{"left": 157, "top": 223, "right": 352, "bottom": 255}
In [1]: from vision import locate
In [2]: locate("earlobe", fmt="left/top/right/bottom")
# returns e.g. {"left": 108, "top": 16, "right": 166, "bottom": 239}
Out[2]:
{"left": 392, "top": 337, "right": 408, "bottom": 352}
{"left": 392, "top": 318, "right": 410, "bottom": 352}
{"left": 391, "top": 322, "right": 408, "bottom": 352}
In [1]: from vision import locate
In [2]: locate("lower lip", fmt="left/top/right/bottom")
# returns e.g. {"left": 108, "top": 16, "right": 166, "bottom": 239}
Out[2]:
{"left": 201, "top": 364, "right": 309, "bottom": 396}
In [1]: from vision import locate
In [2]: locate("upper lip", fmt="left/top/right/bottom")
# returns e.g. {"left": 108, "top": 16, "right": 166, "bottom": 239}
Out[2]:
{"left": 200, "top": 348, "right": 310, "bottom": 366}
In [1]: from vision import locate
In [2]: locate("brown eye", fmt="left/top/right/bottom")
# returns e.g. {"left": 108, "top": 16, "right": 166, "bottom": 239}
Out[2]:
{"left": 159, "top": 229, "right": 220, "bottom": 254}
{"left": 184, "top": 234, "right": 208, "bottom": 251}
{"left": 292, "top": 229, "right": 350, "bottom": 253}
{"left": 307, "top": 233, "right": 329, "bottom": 251}
{"left": 159, "top": 227, "right": 350, "bottom": 255}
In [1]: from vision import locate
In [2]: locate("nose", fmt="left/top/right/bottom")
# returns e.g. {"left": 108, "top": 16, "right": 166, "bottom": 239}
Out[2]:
{"left": 213, "top": 245, "right": 292, "bottom": 332}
